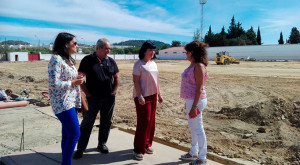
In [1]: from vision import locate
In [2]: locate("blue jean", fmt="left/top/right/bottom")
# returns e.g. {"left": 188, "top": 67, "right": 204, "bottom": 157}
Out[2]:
{"left": 56, "top": 107, "right": 80, "bottom": 165}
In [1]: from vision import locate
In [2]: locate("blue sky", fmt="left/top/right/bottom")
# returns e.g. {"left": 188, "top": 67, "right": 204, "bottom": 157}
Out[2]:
{"left": 0, "top": 0, "right": 299, "bottom": 45}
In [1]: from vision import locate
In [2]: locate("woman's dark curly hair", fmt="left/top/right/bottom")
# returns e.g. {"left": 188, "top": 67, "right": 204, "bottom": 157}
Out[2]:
{"left": 52, "top": 32, "right": 76, "bottom": 66}
{"left": 184, "top": 40, "right": 209, "bottom": 66}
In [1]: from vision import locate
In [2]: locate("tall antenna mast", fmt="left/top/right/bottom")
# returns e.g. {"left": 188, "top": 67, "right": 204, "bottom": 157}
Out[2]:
{"left": 200, "top": 0, "right": 207, "bottom": 41}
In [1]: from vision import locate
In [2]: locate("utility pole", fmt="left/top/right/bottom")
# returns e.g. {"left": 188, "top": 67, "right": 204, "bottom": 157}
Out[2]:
{"left": 35, "top": 35, "right": 40, "bottom": 53}
{"left": 200, "top": 0, "right": 207, "bottom": 41}
{"left": 4, "top": 37, "right": 6, "bottom": 54}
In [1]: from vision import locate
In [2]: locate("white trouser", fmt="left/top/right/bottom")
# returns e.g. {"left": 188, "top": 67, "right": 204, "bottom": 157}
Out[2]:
{"left": 185, "top": 98, "right": 207, "bottom": 161}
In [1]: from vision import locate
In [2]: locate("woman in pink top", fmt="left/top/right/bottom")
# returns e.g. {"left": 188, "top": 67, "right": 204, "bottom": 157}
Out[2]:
{"left": 180, "top": 40, "right": 209, "bottom": 165}
{"left": 132, "top": 41, "right": 163, "bottom": 160}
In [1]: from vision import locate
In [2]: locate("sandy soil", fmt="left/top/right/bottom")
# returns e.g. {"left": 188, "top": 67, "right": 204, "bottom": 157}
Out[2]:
{"left": 0, "top": 60, "right": 300, "bottom": 164}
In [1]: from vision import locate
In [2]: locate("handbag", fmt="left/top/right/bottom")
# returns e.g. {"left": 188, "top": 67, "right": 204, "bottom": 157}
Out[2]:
{"left": 80, "top": 90, "right": 88, "bottom": 113}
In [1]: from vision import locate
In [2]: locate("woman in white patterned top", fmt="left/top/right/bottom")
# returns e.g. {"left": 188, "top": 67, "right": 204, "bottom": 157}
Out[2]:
{"left": 48, "top": 32, "right": 83, "bottom": 165}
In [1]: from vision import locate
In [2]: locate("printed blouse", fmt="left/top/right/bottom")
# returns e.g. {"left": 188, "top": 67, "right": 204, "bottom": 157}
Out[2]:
{"left": 180, "top": 64, "right": 208, "bottom": 100}
{"left": 48, "top": 55, "right": 81, "bottom": 114}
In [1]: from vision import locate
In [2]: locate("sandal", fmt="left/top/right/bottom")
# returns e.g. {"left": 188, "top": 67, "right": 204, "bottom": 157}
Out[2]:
{"left": 181, "top": 153, "right": 197, "bottom": 160}
{"left": 145, "top": 147, "right": 154, "bottom": 154}
{"left": 133, "top": 151, "right": 143, "bottom": 160}
{"left": 189, "top": 159, "right": 207, "bottom": 165}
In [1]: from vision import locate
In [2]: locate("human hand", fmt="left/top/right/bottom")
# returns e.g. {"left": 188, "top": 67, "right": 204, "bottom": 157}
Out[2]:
{"left": 111, "top": 91, "right": 116, "bottom": 96}
{"left": 158, "top": 95, "right": 163, "bottom": 103}
{"left": 138, "top": 96, "right": 145, "bottom": 105}
{"left": 77, "top": 74, "right": 83, "bottom": 79}
{"left": 189, "top": 108, "right": 201, "bottom": 119}
{"left": 72, "top": 77, "right": 84, "bottom": 86}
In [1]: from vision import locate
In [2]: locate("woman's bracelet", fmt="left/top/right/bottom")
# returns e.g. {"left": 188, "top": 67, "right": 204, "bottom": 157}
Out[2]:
{"left": 138, "top": 95, "right": 143, "bottom": 100}
{"left": 192, "top": 105, "right": 198, "bottom": 109}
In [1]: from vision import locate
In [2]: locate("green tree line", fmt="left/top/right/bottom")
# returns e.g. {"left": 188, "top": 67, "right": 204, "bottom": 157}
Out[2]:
{"left": 194, "top": 16, "right": 300, "bottom": 46}
{"left": 0, "top": 46, "right": 52, "bottom": 54}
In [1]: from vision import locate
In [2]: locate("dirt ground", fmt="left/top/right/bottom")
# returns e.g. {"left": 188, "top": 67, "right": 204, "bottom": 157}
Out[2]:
{"left": 0, "top": 60, "right": 300, "bottom": 164}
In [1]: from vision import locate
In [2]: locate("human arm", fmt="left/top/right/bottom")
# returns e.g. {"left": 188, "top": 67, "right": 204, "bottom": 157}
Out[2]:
{"left": 48, "top": 56, "right": 81, "bottom": 90}
{"left": 71, "top": 75, "right": 84, "bottom": 86}
{"left": 111, "top": 72, "right": 120, "bottom": 96}
{"left": 189, "top": 63, "right": 206, "bottom": 118}
{"left": 157, "top": 75, "right": 163, "bottom": 103}
{"left": 133, "top": 74, "right": 145, "bottom": 105}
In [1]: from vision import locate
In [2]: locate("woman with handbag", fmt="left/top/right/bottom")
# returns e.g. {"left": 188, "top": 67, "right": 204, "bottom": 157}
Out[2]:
{"left": 48, "top": 32, "right": 83, "bottom": 165}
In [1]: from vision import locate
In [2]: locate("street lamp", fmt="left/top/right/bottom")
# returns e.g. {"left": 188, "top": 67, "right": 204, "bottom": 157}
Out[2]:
{"left": 200, "top": 0, "right": 207, "bottom": 41}
{"left": 34, "top": 35, "right": 40, "bottom": 52}
{"left": 81, "top": 37, "right": 85, "bottom": 45}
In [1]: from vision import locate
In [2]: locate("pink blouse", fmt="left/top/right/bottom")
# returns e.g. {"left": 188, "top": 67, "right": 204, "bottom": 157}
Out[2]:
{"left": 180, "top": 65, "right": 208, "bottom": 100}
{"left": 132, "top": 60, "right": 160, "bottom": 98}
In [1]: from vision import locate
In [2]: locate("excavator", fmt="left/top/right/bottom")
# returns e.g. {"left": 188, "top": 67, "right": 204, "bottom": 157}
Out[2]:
{"left": 215, "top": 51, "right": 240, "bottom": 65}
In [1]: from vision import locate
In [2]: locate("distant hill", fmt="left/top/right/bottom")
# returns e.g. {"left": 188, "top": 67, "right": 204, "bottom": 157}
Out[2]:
{"left": 0, "top": 40, "right": 30, "bottom": 45}
{"left": 113, "top": 40, "right": 170, "bottom": 48}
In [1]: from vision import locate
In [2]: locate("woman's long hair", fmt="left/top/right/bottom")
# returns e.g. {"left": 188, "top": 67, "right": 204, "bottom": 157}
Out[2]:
{"left": 184, "top": 40, "right": 209, "bottom": 66}
{"left": 52, "top": 32, "right": 76, "bottom": 66}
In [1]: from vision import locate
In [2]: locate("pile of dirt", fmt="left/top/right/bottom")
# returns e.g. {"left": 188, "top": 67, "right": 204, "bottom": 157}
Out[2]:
{"left": 19, "top": 76, "right": 35, "bottom": 82}
{"left": 217, "top": 98, "right": 300, "bottom": 128}
{"left": 214, "top": 98, "right": 300, "bottom": 164}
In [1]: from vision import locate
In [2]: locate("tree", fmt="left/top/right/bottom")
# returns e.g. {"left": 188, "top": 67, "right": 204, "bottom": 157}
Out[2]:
{"left": 278, "top": 32, "right": 284, "bottom": 44}
{"left": 213, "top": 33, "right": 227, "bottom": 46}
{"left": 171, "top": 40, "right": 181, "bottom": 47}
{"left": 236, "top": 22, "right": 245, "bottom": 37}
{"left": 227, "top": 16, "right": 237, "bottom": 39}
{"left": 246, "top": 26, "right": 257, "bottom": 45}
{"left": 159, "top": 44, "right": 169, "bottom": 50}
{"left": 204, "top": 26, "right": 214, "bottom": 46}
{"left": 288, "top": 27, "right": 300, "bottom": 44}
{"left": 193, "top": 28, "right": 201, "bottom": 41}
{"left": 220, "top": 26, "right": 227, "bottom": 36}
{"left": 227, "top": 16, "right": 245, "bottom": 39}
{"left": 257, "top": 26, "right": 261, "bottom": 45}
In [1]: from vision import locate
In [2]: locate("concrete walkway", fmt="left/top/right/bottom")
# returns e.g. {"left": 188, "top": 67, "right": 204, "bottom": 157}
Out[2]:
{"left": 2, "top": 127, "right": 222, "bottom": 165}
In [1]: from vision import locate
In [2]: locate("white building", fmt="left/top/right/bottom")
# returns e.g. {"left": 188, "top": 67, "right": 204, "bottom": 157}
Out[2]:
{"left": 158, "top": 47, "right": 185, "bottom": 60}
{"left": 7, "top": 52, "right": 28, "bottom": 61}
{"left": 159, "top": 44, "right": 300, "bottom": 61}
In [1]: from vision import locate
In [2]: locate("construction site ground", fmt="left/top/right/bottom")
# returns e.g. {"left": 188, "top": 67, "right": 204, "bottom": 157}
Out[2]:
{"left": 0, "top": 60, "right": 299, "bottom": 165}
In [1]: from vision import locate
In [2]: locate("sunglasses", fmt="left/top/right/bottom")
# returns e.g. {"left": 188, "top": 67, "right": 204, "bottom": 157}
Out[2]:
{"left": 73, "top": 42, "right": 77, "bottom": 45}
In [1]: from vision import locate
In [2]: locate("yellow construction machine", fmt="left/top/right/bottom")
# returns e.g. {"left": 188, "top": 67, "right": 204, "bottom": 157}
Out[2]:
{"left": 215, "top": 51, "right": 240, "bottom": 65}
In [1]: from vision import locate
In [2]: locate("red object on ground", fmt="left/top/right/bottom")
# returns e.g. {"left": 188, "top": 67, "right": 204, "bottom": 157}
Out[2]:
{"left": 0, "top": 101, "right": 29, "bottom": 109}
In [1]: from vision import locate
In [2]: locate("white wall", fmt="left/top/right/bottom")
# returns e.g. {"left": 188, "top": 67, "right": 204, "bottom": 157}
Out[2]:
{"left": 7, "top": 52, "right": 28, "bottom": 61}
{"left": 159, "top": 44, "right": 300, "bottom": 61}
{"left": 108, "top": 54, "right": 138, "bottom": 60}
{"left": 40, "top": 53, "right": 138, "bottom": 61}
{"left": 158, "top": 50, "right": 185, "bottom": 60}
{"left": 40, "top": 53, "right": 89, "bottom": 60}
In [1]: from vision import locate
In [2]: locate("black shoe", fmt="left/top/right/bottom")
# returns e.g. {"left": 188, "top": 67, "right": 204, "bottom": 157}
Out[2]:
{"left": 73, "top": 150, "right": 83, "bottom": 159}
{"left": 97, "top": 144, "right": 109, "bottom": 154}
